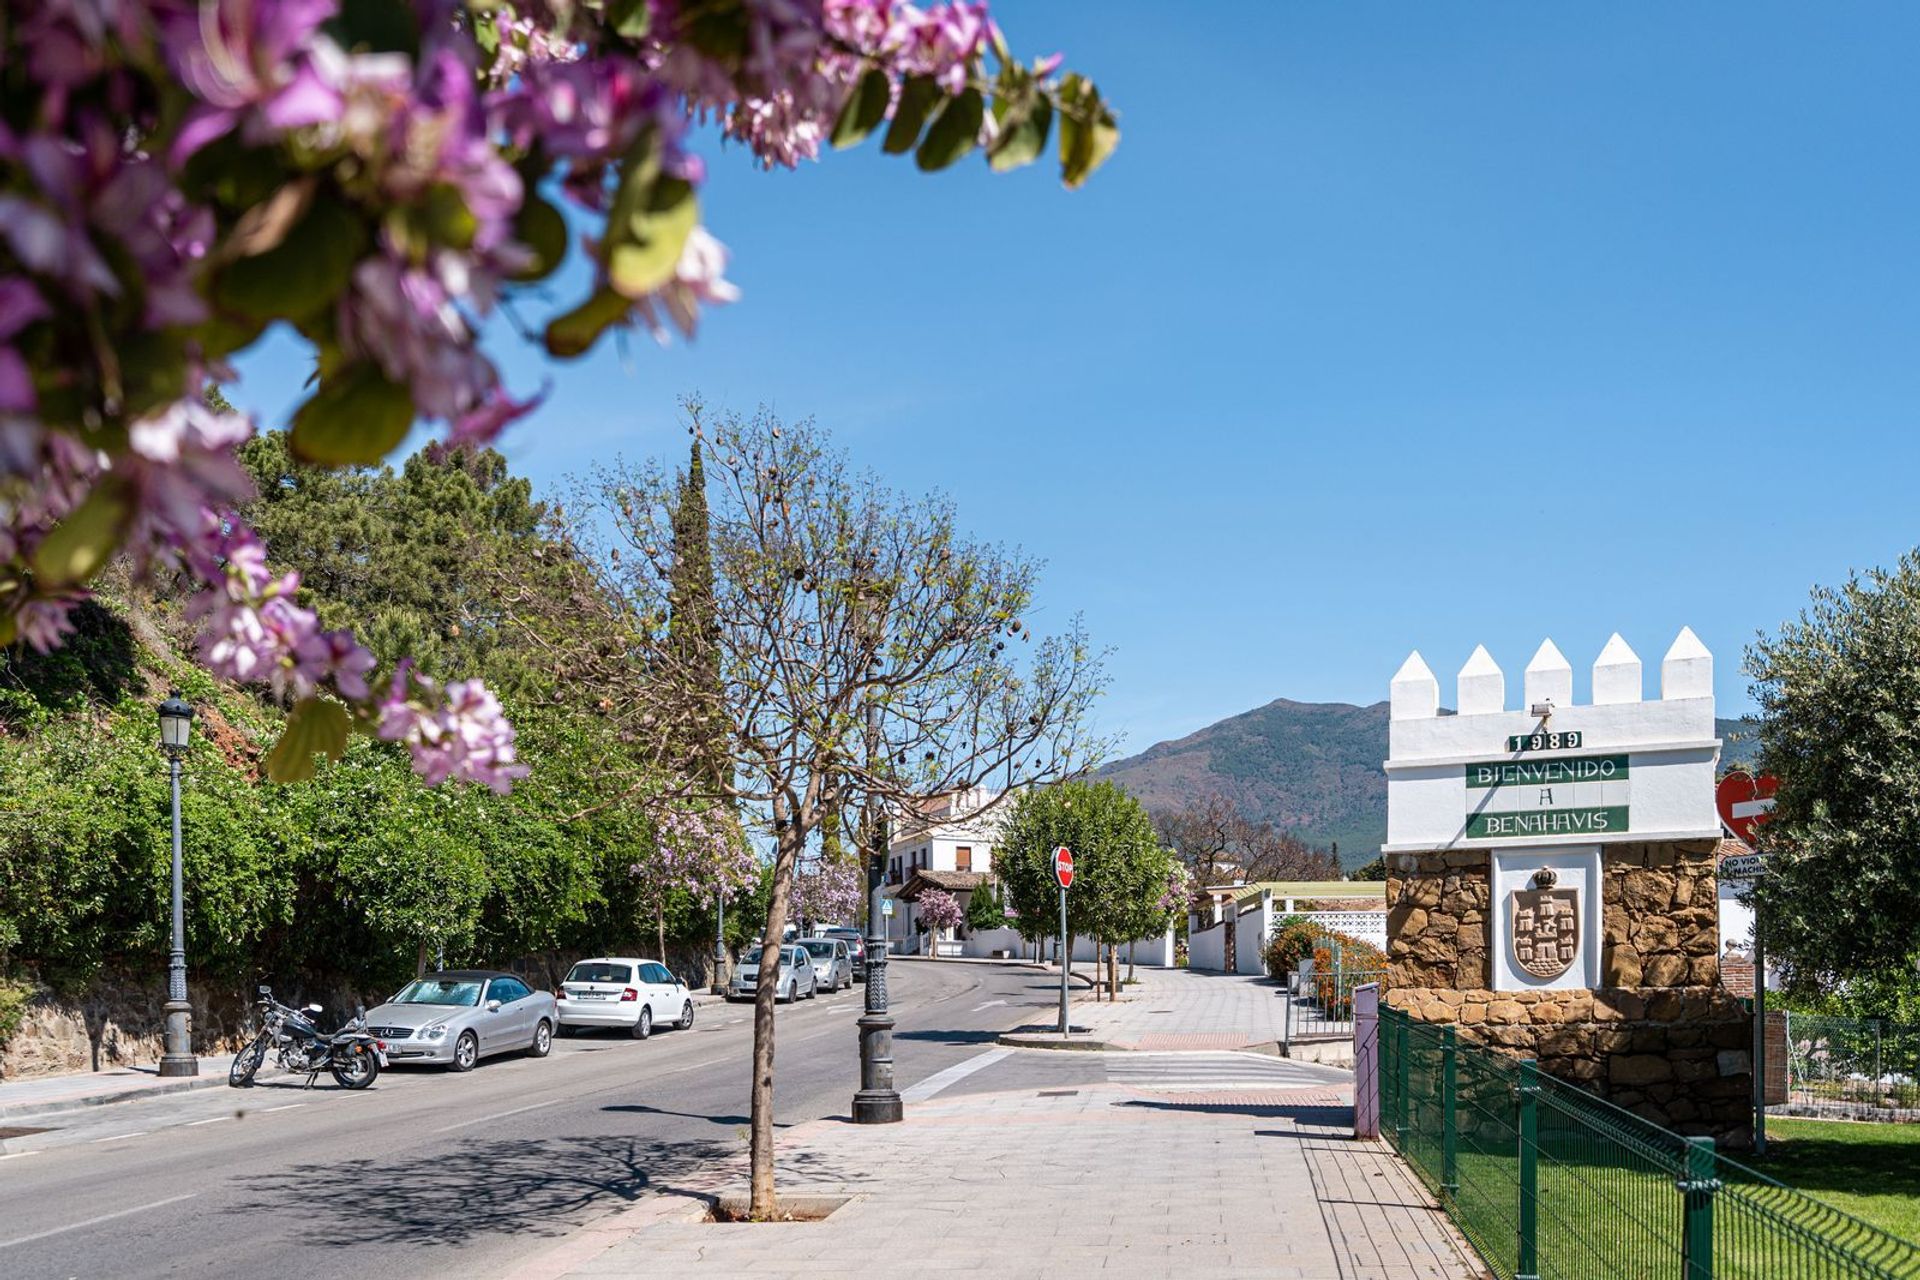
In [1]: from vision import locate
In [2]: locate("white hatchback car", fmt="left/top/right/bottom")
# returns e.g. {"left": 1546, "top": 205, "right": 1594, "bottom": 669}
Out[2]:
{"left": 555, "top": 957, "right": 694, "bottom": 1040}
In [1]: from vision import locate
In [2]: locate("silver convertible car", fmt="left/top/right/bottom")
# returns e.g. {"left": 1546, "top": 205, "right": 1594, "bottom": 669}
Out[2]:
{"left": 364, "top": 971, "right": 557, "bottom": 1071}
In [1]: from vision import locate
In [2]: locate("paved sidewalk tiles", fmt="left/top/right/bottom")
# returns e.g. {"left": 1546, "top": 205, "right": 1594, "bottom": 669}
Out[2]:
{"left": 525, "top": 1067, "right": 1485, "bottom": 1280}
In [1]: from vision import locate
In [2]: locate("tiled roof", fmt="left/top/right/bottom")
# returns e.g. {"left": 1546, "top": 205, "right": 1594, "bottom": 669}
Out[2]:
{"left": 1716, "top": 836, "right": 1754, "bottom": 859}
{"left": 896, "top": 869, "right": 988, "bottom": 900}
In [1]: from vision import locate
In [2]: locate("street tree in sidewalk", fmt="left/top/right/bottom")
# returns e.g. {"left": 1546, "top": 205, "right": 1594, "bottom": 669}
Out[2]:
{"left": 2, "top": 2, "right": 1116, "bottom": 790}
{"left": 793, "top": 856, "right": 866, "bottom": 931}
{"left": 631, "top": 804, "right": 757, "bottom": 963}
{"left": 1747, "top": 551, "right": 1920, "bottom": 1001}
{"left": 915, "top": 889, "right": 964, "bottom": 956}
{"left": 530, "top": 406, "right": 1107, "bottom": 1218}
{"left": 996, "top": 779, "right": 1165, "bottom": 999}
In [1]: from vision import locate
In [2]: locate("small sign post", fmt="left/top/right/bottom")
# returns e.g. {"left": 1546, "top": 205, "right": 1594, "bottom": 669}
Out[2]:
{"left": 1053, "top": 846, "right": 1074, "bottom": 1034}
{"left": 1718, "top": 771, "right": 1780, "bottom": 1154}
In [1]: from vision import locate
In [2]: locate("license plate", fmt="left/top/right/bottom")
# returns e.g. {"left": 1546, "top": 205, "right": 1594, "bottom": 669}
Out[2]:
{"left": 577, "top": 992, "right": 609, "bottom": 1000}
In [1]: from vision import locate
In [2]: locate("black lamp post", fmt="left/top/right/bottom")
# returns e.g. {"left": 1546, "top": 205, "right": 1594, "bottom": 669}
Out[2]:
{"left": 156, "top": 691, "right": 196, "bottom": 1077}
{"left": 852, "top": 675, "right": 903, "bottom": 1124}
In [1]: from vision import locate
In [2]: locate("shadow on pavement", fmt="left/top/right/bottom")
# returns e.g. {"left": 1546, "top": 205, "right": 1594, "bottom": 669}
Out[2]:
{"left": 1117, "top": 1099, "right": 1353, "bottom": 1126}
{"left": 603, "top": 1103, "right": 794, "bottom": 1129}
{"left": 893, "top": 1027, "right": 1002, "bottom": 1046}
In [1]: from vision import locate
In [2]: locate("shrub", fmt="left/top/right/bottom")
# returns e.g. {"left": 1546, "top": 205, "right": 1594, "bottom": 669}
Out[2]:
{"left": 1264, "top": 916, "right": 1321, "bottom": 979}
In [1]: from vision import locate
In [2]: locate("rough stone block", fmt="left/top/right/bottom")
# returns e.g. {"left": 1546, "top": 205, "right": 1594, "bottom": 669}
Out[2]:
{"left": 1717, "top": 1050, "right": 1752, "bottom": 1077}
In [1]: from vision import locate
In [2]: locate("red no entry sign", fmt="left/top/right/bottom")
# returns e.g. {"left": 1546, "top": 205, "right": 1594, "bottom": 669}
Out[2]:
{"left": 1716, "top": 771, "right": 1778, "bottom": 845}
{"left": 1053, "top": 845, "right": 1074, "bottom": 889}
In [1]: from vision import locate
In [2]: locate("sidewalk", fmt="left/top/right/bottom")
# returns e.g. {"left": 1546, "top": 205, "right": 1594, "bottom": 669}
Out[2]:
{"left": 1011, "top": 966, "right": 1293, "bottom": 1051}
{"left": 517, "top": 1064, "right": 1482, "bottom": 1280}
{"left": 0, "top": 1053, "right": 234, "bottom": 1120}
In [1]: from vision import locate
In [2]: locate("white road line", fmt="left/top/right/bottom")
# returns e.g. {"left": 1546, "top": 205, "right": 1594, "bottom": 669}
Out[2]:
{"left": 262, "top": 1103, "right": 306, "bottom": 1113}
{"left": 185, "top": 1116, "right": 231, "bottom": 1127}
{"left": 900, "top": 1047, "right": 1012, "bottom": 1103}
{"left": 970, "top": 999, "right": 1009, "bottom": 1011}
{"left": 0, "top": 1193, "right": 197, "bottom": 1250}
{"left": 91, "top": 1131, "right": 146, "bottom": 1143}
{"left": 432, "top": 1096, "right": 566, "bottom": 1135}
{"left": 0, "top": 1152, "right": 37, "bottom": 1161}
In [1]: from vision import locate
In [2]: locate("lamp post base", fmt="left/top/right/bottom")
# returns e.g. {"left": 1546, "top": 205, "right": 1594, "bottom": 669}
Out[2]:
{"left": 157, "top": 998, "right": 197, "bottom": 1076}
{"left": 851, "top": 1086, "right": 903, "bottom": 1125}
{"left": 711, "top": 954, "right": 731, "bottom": 997}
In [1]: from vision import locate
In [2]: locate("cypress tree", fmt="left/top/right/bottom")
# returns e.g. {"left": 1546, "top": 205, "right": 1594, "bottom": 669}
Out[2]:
{"left": 666, "top": 443, "right": 728, "bottom": 794}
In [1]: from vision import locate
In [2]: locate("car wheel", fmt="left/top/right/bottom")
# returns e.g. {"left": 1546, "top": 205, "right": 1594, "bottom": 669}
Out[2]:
{"left": 779, "top": 981, "right": 792, "bottom": 1005}
{"left": 451, "top": 1031, "right": 479, "bottom": 1073}
{"left": 677, "top": 1001, "right": 695, "bottom": 1031}
{"left": 557, "top": 1023, "right": 577, "bottom": 1038}
{"left": 632, "top": 1006, "right": 653, "bottom": 1040}
{"left": 805, "top": 977, "right": 817, "bottom": 999}
{"left": 527, "top": 1019, "right": 553, "bottom": 1058}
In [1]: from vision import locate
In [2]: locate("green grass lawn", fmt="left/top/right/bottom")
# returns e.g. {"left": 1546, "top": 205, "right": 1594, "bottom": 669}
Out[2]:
{"left": 1742, "top": 1116, "right": 1920, "bottom": 1246}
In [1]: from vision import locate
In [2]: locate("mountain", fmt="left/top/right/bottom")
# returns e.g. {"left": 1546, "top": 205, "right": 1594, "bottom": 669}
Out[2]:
{"left": 1098, "top": 700, "right": 1761, "bottom": 867}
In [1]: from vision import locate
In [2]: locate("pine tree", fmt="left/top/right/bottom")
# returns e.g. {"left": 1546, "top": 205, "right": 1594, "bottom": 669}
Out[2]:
{"left": 965, "top": 879, "right": 1004, "bottom": 934}
{"left": 666, "top": 442, "right": 728, "bottom": 794}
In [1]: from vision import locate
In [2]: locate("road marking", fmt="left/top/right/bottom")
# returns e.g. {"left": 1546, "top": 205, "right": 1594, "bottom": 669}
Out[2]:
{"left": 91, "top": 1131, "right": 146, "bottom": 1143}
{"left": 0, "top": 1152, "right": 37, "bottom": 1162}
{"left": 432, "top": 1096, "right": 566, "bottom": 1135}
{"left": 185, "top": 1116, "right": 231, "bottom": 1126}
{"left": 901, "top": 1047, "right": 1012, "bottom": 1103}
{"left": 0, "top": 1193, "right": 197, "bottom": 1250}
{"left": 262, "top": 1103, "right": 306, "bottom": 1113}
{"left": 970, "top": 999, "right": 1008, "bottom": 1011}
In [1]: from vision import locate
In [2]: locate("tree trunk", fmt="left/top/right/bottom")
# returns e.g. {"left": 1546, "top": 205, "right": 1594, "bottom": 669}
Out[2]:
{"left": 415, "top": 940, "right": 428, "bottom": 979}
{"left": 656, "top": 898, "right": 667, "bottom": 966}
{"left": 1108, "top": 943, "right": 1119, "bottom": 999}
{"left": 749, "top": 800, "right": 805, "bottom": 1220}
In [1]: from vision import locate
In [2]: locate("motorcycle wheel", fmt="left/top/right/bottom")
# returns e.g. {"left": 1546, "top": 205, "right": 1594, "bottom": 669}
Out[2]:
{"left": 229, "top": 1033, "right": 268, "bottom": 1088}
{"left": 330, "top": 1049, "right": 379, "bottom": 1090}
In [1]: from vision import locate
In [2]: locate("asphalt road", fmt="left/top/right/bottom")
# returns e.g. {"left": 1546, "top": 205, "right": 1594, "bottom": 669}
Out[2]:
{"left": 0, "top": 959, "right": 1062, "bottom": 1279}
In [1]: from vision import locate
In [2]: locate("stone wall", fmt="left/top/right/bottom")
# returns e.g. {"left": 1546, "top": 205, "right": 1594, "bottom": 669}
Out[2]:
{"left": 2, "top": 971, "right": 267, "bottom": 1080}
{"left": 1385, "top": 838, "right": 1754, "bottom": 1146}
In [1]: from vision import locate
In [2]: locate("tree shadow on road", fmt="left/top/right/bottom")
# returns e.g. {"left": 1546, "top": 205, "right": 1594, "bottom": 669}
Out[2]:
{"left": 602, "top": 1103, "right": 795, "bottom": 1128}
{"left": 893, "top": 1027, "right": 1002, "bottom": 1046}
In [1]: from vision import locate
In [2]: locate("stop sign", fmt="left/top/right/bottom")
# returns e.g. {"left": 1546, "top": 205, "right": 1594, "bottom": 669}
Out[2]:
{"left": 1053, "top": 845, "right": 1074, "bottom": 889}
{"left": 1716, "top": 771, "right": 1778, "bottom": 845}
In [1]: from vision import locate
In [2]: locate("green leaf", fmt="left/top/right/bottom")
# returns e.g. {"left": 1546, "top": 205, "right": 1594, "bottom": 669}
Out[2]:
{"left": 266, "top": 697, "right": 352, "bottom": 784}
{"left": 916, "top": 88, "right": 986, "bottom": 172}
{"left": 1057, "top": 76, "right": 1120, "bottom": 190}
{"left": 989, "top": 94, "right": 1052, "bottom": 173}
{"left": 545, "top": 287, "right": 632, "bottom": 359}
{"left": 325, "top": 0, "right": 420, "bottom": 56}
{"left": 831, "top": 68, "right": 893, "bottom": 150}
{"left": 607, "top": 0, "right": 652, "bottom": 38}
{"left": 28, "top": 479, "right": 132, "bottom": 588}
{"left": 214, "top": 196, "right": 367, "bottom": 323}
{"left": 608, "top": 178, "right": 697, "bottom": 298}
{"left": 882, "top": 75, "right": 941, "bottom": 155}
{"left": 290, "top": 363, "right": 415, "bottom": 467}
{"left": 511, "top": 193, "right": 569, "bottom": 283}
{"left": 423, "top": 184, "right": 477, "bottom": 251}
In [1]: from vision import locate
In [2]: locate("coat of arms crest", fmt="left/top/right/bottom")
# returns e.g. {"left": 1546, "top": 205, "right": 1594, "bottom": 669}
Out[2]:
{"left": 1509, "top": 869, "right": 1579, "bottom": 980}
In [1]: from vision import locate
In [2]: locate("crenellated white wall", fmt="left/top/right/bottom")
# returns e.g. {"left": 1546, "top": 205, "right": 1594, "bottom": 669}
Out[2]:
{"left": 1384, "top": 630, "right": 1722, "bottom": 854}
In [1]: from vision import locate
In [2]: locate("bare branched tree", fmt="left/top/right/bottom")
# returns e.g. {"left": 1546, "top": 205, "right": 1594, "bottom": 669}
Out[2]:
{"left": 511, "top": 403, "right": 1110, "bottom": 1216}
{"left": 1153, "top": 790, "right": 1339, "bottom": 885}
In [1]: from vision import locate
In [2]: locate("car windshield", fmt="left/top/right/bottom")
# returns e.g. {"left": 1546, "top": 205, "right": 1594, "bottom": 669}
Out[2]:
{"left": 391, "top": 978, "right": 483, "bottom": 1007}
{"left": 742, "top": 947, "right": 767, "bottom": 966}
{"left": 566, "top": 962, "right": 632, "bottom": 985}
{"left": 802, "top": 940, "right": 835, "bottom": 958}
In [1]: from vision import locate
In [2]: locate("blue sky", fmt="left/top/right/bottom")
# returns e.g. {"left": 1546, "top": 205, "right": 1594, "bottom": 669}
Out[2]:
{"left": 235, "top": 2, "right": 1920, "bottom": 756}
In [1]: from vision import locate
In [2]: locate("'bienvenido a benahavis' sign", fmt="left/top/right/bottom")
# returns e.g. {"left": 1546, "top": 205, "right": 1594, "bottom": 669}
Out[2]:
{"left": 1382, "top": 632, "right": 1721, "bottom": 853}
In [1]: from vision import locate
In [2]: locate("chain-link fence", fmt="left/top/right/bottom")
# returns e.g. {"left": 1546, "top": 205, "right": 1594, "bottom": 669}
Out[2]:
{"left": 1786, "top": 1012, "right": 1920, "bottom": 1112}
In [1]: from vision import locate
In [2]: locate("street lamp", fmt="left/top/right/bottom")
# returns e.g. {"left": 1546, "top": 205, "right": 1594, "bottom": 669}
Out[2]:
{"left": 853, "top": 611, "right": 902, "bottom": 1124}
{"left": 712, "top": 883, "right": 731, "bottom": 996}
{"left": 156, "top": 691, "right": 196, "bottom": 1077}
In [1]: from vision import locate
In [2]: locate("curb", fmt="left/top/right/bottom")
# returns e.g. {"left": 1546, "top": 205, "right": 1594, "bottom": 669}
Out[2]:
{"left": 0, "top": 1072, "right": 227, "bottom": 1122}
{"left": 996, "top": 1032, "right": 1116, "bottom": 1052}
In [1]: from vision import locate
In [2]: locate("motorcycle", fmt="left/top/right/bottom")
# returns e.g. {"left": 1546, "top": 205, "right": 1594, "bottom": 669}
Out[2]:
{"left": 229, "top": 985, "right": 386, "bottom": 1090}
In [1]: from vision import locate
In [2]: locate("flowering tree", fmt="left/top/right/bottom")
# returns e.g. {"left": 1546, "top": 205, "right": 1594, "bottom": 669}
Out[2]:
{"left": 792, "top": 856, "right": 864, "bottom": 929}
{"left": 0, "top": 1, "right": 1117, "bottom": 796}
{"left": 631, "top": 803, "right": 756, "bottom": 961}
{"left": 913, "top": 887, "right": 963, "bottom": 954}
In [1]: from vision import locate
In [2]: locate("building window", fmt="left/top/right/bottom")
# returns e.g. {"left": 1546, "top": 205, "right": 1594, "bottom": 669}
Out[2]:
{"left": 955, "top": 846, "right": 972, "bottom": 872}
{"left": 890, "top": 857, "right": 901, "bottom": 884}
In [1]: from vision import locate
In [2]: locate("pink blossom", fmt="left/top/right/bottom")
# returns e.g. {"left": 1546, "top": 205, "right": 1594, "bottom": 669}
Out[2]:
{"left": 16, "top": 597, "right": 82, "bottom": 652}
{"left": 378, "top": 667, "right": 529, "bottom": 793}
{"left": 163, "top": 0, "right": 346, "bottom": 163}
{"left": 632, "top": 227, "right": 742, "bottom": 341}
{"left": 793, "top": 857, "right": 866, "bottom": 925}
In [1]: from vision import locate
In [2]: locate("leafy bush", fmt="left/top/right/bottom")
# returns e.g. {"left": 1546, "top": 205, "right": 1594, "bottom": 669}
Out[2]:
{"left": 1264, "top": 915, "right": 1321, "bottom": 979}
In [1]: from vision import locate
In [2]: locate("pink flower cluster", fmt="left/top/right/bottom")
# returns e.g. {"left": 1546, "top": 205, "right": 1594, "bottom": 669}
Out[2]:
{"left": 913, "top": 885, "right": 964, "bottom": 933}
{"left": 377, "top": 665, "right": 530, "bottom": 794}
{"left": 793, "top": 855, "right": 868, "bottom": 925}
{"left": 634, "top": 805, "right": 758, "bottom": 893}
{"left": 1, "top": 0, "right": 1087, "bottom": 792}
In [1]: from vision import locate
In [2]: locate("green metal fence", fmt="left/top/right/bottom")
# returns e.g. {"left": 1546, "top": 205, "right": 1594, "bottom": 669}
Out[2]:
{"left": 1786, "top": 1012, "right": 1920, "bottom": 1112}
{"left": 1378, "top": 1004, "right": 1920, "bottom": 1279}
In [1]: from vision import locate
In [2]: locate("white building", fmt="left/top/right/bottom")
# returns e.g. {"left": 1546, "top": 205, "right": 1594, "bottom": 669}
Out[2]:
{"left": 877, "top": 788, "right": 1017, "bottom": 957}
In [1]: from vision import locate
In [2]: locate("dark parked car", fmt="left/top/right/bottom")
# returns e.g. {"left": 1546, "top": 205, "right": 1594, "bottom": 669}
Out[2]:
{"left": 818, "top": 927, "right": 867, "bottom": 980}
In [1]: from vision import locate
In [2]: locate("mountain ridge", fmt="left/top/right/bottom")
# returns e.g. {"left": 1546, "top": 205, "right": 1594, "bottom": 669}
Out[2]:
{"left": 1097, "top": 698, "right": 1759, "bottom": 866}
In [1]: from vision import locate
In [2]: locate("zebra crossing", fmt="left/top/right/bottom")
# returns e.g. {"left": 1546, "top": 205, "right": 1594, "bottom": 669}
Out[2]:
{"left": 1102, "top": 1050, "right": 1347, "bottom": 1092}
